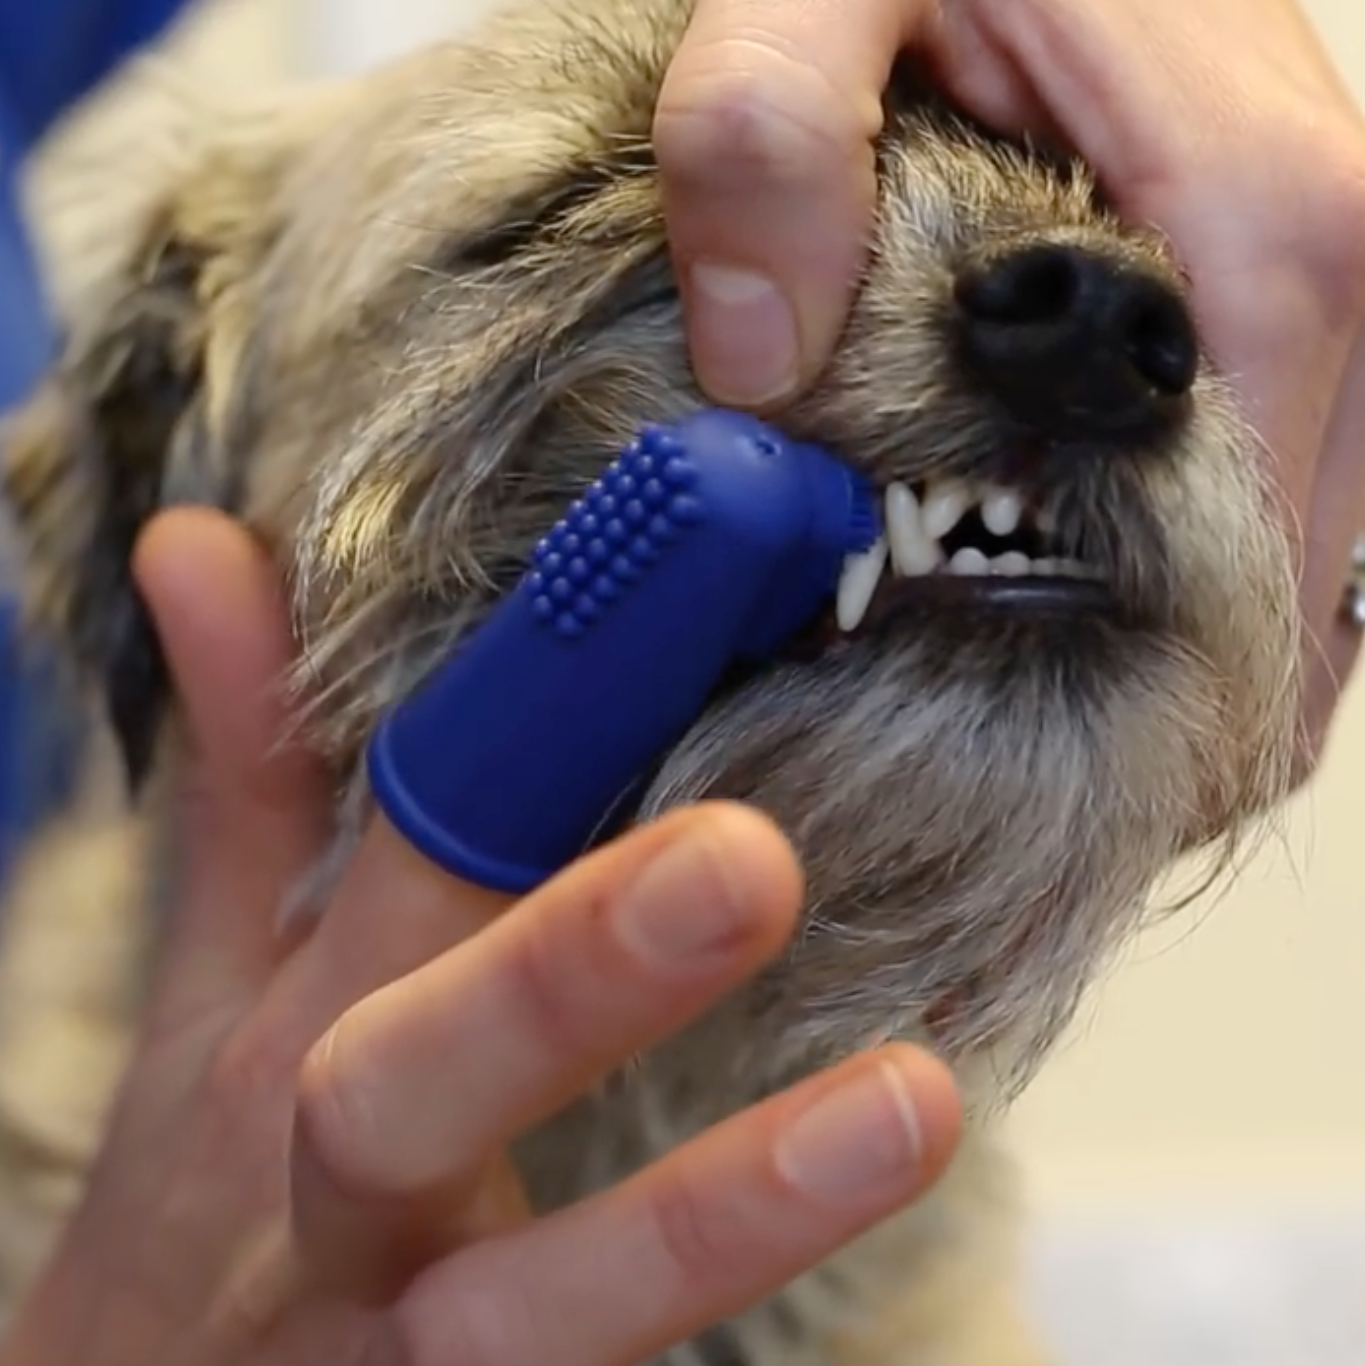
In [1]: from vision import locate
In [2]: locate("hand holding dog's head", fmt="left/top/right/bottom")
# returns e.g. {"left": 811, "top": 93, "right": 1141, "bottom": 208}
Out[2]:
{"left": 1, "top": 0, "right": 1301, "bottom": 1106}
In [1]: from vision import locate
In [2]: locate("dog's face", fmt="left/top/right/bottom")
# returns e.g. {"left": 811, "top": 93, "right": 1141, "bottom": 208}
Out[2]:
{"left": 2, "top": 0, "right": 1300, "bottom": 1103}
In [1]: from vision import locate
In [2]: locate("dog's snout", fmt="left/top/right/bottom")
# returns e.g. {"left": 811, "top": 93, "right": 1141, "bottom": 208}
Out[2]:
{"left": 952, "top": 243, "right": 1198, "bottom": 442}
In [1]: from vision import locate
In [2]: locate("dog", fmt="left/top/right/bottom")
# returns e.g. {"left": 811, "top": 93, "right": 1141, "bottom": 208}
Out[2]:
{"left": 0, "top": 0, "right": 1303, "bottom": 1360}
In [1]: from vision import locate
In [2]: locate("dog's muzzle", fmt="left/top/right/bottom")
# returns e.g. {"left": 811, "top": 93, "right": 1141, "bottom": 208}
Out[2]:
{"left": 1345, "top": 534, "right": 1365, "bottom": 628}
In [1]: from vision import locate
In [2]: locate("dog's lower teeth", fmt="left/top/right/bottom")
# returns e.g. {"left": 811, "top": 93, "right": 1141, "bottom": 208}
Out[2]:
{"left": 830, "top": 485, "right": 1106, "bottom": 633}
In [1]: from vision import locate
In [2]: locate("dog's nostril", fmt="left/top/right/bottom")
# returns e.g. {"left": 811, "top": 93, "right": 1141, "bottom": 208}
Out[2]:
{"left": 953, "top": 243, "right": 1198, "bottom": 444}
{"left": 954, "top": 244, "right": 1081, "bottom": 328}
{"left": 1122, "top": 293, "right": 1198, "bottom": 397}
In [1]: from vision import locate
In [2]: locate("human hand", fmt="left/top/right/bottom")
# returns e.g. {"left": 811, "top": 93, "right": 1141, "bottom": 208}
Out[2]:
{"left": 656, "top": 0, "right": 1365, "bottom": 759}
{"left": 0, "top": 506, "right": 962, "bottom": 1366}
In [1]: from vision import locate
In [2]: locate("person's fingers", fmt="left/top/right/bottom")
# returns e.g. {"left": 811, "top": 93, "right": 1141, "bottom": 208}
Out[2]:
{"left": 132, "top": 508, "right": 332, "bottom": 1010}
{"left": 1302, "top": 324, "right": 1365, "bottom": 696}
{"left": 1298, "top": 619, "right": 1359, "bottom": 788}
{"left": 390, "top": 1043, "right": 961, "bottom": 1366}
{"left": 916, "top": 2, "right": 1058, "bottom": 142}
{"left": 266, "top": 758, "right": 790, "bottom": 1059}
{"left": 253, "top": 816, "right": 516, "bottom": 1065}
{"left": 1297, "top": 548, "right": 1365, "bottom": 786}
{"left": 657, "top": 0, "right": 936, "bottom": 408}
{"left": 942, "top": 0, "right": 1365, "bottom": 462}
{"left": 289, "top": 802, "right": 802, "bottom": 1293}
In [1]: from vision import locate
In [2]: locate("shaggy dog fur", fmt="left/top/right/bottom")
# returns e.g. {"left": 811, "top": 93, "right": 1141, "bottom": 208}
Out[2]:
{"left": 0, "top": 0, "right": 1302, "bottom": 1360}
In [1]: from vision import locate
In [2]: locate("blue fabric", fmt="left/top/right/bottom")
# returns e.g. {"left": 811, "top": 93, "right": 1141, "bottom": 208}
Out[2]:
{"left": 0, "top": 0, "right": 188, "bottom": 407}
{"left": 0, "top": 0, "right": 188, "bottom": 868}
{"left": 0, "top": 1, "right": 187, "bottom": 151}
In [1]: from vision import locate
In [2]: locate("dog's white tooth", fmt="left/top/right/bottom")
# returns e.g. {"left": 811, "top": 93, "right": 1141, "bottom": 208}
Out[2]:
{"left": 885, "top": 483, "right": 942, "bottom": 576}
{"left": 981, "top": 488, "right": 1024, "bottom": 538}
{"left": 921, "top": 479, "right": 972, "bottom": 541}
{"left": 992, "top": 551, "right": 1031, "bottom": 577}
{"left": 1032, "top": 558, "right": 1058, "bottom": 576}
{"left": 836, "top": 536, "right": 889, "bottom": 631}
{"left": 949, "top": 546, "right": 990, "bottom": 576}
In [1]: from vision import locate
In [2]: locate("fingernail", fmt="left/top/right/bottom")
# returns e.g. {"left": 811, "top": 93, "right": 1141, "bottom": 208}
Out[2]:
{"left": 775, "top": 1060, "right": 924, "bottom": 1205}
{"left": 688, "top": 262, "right": 799, "bottom": 407}
{"left": 615, "top": 829, "right": 750, "bottom": 964}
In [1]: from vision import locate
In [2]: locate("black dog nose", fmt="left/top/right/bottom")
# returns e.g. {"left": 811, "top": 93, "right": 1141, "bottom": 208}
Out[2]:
{"left": 953, "top": 243, "right": 1198, "bottom": 442}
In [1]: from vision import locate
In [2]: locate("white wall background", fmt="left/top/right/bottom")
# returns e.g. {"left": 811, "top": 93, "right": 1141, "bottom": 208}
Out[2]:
{"left": 28, "top": 1, "right": 1365, "bottom": 1360}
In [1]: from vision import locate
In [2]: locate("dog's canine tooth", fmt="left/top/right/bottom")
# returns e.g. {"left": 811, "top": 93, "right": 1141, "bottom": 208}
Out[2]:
{"left": 921, "top": 478, "right": 972, "bottom": 540}
{"left": 885, "top": 483, "right": 941, "bottom": 576}
{"left": 836, "top": 536, "right": 889, "bottom": 631}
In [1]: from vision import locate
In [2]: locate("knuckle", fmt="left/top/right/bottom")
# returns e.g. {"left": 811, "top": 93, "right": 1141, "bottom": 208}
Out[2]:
{"left": 175, "top": 741, "right": 306, "bottom": 830}
{"left": 293, "top": 1012, "right": 389, "bottom": 1199}
{"left": 395, "top": 1269, "right": 531, "bottom": 1366}
{"left": 1321, "top": 148, "right": 1365, "bottom": 276}
{"left": 644, "top": 1168, "right": 740, "bottom": 1292}
{"left": 1278, "top": 123, "right": 1365, "bottom": 299}
{"left": 654, "top": 47, "right": 868, "bottom": 193}
{"left": 500, "top": 912, "right": 601, "bottom": 1062}
{"left": 207, "top": 1020, "right": 301, "bottom": 1117}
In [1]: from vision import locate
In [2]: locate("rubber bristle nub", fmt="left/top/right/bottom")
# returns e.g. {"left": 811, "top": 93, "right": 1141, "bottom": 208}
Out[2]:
{"left": 527, "top": 431, "right": 705, "bottom": 640}
{"left": 367, "top": 407, "right": 879, "bottom": 896}
{"left": 847, "top": 474, "right": 881, "bottom": 554}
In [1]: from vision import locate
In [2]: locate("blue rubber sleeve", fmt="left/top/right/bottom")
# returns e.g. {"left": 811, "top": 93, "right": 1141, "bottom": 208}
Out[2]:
{"left": 366, "top": 409, "right": 879, "bottom": 895}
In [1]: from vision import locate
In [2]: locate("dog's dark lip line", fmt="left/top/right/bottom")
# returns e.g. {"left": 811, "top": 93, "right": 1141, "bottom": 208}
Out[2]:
{"left": 853, "top": 573, "right": 1118, "bottom": 634}
{"left": 797, "top": 573, "right": 1120, "bottom": 654}
{"left": 874, "top": 573, "right": 1111, "bottom": 610}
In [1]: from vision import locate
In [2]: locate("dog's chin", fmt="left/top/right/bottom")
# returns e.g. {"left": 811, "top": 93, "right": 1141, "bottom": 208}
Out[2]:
{"left": 610, "top": 584, "right": 1214, "bottom": 1089}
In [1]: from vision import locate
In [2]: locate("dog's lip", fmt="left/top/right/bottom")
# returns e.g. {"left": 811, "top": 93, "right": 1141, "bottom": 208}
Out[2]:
{"left": 781, "top": 571, "right": 1119, "bottom": 661}
{"left": 866, "top": 572, "right": 1113, "bottom": 619}
{"left": 855, "top": 572, "right": 1118, "bottom": 637}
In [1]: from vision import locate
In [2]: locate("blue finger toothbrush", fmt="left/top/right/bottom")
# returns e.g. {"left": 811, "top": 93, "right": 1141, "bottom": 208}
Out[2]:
{"left": 366, "top": 408, "right": 879, "bottom": 895}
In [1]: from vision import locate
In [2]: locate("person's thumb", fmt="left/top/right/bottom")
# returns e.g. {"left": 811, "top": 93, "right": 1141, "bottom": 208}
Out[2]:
{"left": 131, "top": 507, "right": 331, "bottom": 1007}
{"left": 655, "top": 0, "right": 930, "bottom": 409}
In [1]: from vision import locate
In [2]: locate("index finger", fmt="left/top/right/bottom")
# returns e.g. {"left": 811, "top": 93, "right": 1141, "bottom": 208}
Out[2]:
{"left": 655, "top": 0, "right": 931, "bottom": 408}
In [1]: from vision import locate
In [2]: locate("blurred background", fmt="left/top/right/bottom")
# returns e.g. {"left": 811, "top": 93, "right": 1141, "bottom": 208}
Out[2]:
{"left": 13, "top": 1, "right": 1365, "bottom": 1361}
